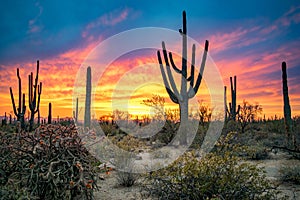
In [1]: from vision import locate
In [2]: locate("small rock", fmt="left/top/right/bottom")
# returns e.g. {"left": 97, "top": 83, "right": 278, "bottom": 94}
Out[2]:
{"left": 138, "top": 149, "right": 144, "bottom": 153}
{"left": 135, "top": 156, "right": 142, "bottom": 160}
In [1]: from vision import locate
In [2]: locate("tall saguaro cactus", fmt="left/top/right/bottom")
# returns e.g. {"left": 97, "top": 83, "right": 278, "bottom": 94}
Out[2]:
{"left": 10, "top": 68, "right": 26, "bottom": 129}
{"left": 28, "top": 60, "right": 42, "bottom": 131}
{"left": 73, "top": 97, "right": 78, "bottom": 123}
{"left": 227, "top": 76, "right": 240, "bottom": 121}
{"left": 282, "top": 62, "right": 293, "bottom": 148}
{"left": 224, "top": 86, "right": 228, "bottom": 120}
{"left": 84, "top": 67, "right": 91, "bottom": 128}
{"left": 157, "top": 11, "right": 209, "bottom": 144}
{"left": 48, "top": 102, "right": 52, "bottom": 124}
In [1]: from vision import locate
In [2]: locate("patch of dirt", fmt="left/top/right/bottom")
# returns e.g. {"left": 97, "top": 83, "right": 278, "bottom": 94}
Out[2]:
{"left": 94, "top": 171, "right": 152, "bottom": 200}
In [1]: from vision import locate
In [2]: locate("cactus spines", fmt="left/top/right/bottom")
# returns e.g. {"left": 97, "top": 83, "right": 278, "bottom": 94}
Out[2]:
{"left": 10, "top": 68, "right": 26, "bottom": 129}
{"left": 282, "top": 62, "right": 293, "bottom": 148}
{"left": 227, "top": 76, "right": 240, "bottom": 121}
{"left": 84, "top": 67, "right": 91, "bottom": 128}
{"left": 157, "top": 11, "right": 209, "bottom": 144}
{"left": 48, "top": 102, "right": 52, "bottom": 124}
{"left": 28, "top": 60, "right": 42, "bottom": 131}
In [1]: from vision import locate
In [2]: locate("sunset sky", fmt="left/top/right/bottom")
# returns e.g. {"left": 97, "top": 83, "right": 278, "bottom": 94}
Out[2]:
{"left": 0, "top": 1, "right": 299, "bottom": 120}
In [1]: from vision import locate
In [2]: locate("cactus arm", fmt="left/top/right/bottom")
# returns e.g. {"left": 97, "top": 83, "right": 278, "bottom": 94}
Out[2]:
{"left": 32, "top": 61, "right": 39, "bottom": 111}
{"left": 29, "top": 73, "right": 34, "bottom": 110}
{"left": 22, "top": 93, "right": 26, "bottom": 114}
{"left": 188, "top": 40, "right": 209, "bottom": 98}
{"left": 35, "top": 82, "right": 42, "bottom": 114}
{"left": 168, "top": 52, "right": 182, "bottom": 74}
{"left": 187, "top": 44, "right": 195, "bottom": 83}
{"left": 17, "top": 68, "right": 21, "bottom": 113}
{"left": 9, "top": 87, "right": 18, "bottom": 116}
{"left": 161, "top": 42, "right": 181, "bottom": 101}
{"left": 158, "top": 51, "right": 179, "bottom": 104}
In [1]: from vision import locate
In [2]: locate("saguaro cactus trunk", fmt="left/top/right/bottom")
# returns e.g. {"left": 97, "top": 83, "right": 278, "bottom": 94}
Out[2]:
{"left": 157, "top": 11, "right": 209, "bottom": 144}
{"left": 48, "top": 102, "right": 52, "bottom": 124}
{"left": 10, "top": 68, "right": 26, "bottom": 129}
{"left": 282, "top": 62, "right": 293, "bottom": 148}
{"left": 28, "top": 60, "right": 42, "bottom": 131}
{"left": 84, "top": 67, "right": 91, "bottom": 128}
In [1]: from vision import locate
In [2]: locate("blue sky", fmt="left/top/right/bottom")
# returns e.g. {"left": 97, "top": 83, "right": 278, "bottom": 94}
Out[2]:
{"left": 0, "top": 0, "right": 299, "bottom": 117}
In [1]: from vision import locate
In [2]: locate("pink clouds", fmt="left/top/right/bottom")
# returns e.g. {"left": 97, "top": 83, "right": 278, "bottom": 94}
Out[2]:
{"left": 82, "top": 7, "right": 130, "bottom": 38}
{"left": 27, "top": 2, "right": 43, "bottom": 34}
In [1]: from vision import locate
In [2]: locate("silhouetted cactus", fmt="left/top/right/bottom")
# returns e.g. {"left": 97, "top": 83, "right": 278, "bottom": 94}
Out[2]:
{"left": 226, "top": 76, "right": 240, "bottom": 121}
{"left": 28, "top": 60, "right": 42, "bottom": 131}
{"left": 2, "top": 112, "right": 7, "bottom": 126}
{"left": 282, "top": 62, "right": 293, "bottom": 148}
{"left": 9, "top": 68, "right": 26, "bottom": 129}
{"left": 84, "top": 67, "right": 91, "bottom": 128}
{"left": 224, "top": 86, "right": 228, "bottom": 121}
{"left": 48, "top": 102, "right": 52, "bottom": 124}
{"left": 157, "top": 11, "right": 209, "bottom": 144}
{"left": 73, "top": 97, "right": 78, "bottom": 123}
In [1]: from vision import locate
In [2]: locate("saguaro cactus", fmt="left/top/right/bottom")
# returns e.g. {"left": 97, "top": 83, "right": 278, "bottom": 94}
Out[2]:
{"left": 224, "top": 86, "right": 228, "bottom": 120}
{"left": 73, "top": 97, "right": 78, "bottom": 123}
{"left": 48, "top": 102, "right": 52, "bottom": 124}
{"left": 282, "top": 62, "right": 293, "bottom": 148}
{"left": 10, "top": 68, "right": 26, "bottom": 129}
{"left": 157, "top": 11, "right": 209, "bottom": 144}
{"left": 28, "top": 60, "right": 42, "bottom": 131}
{"left": 227, "top": 76, "right": 240, "bottom": 121}
{"left": 84, "top": 67, "right": 91, "bottom": 128}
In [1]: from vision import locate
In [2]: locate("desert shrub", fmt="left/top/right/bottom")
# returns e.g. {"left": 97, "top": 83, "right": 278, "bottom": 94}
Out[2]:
{"left": 263, "top": 120, "right": 285, "bottom": 134}
{"left": 190, "top": 125, "right": 207, "bottom": 149}
{"left": 146, "top": 133, "right": 281, "bottom": 200}
{"left": 112, "top": 135, "right": 146, "bottom": 152}
{"left": 0, "top": 183, "right": 32, "bottom": 200}
{"left": 246, "top": 144, "right": 270, "bottom": 160}
{"left": 151, "top": 120, "right": 178, "bottom": 144}
{"left": 0, "top": 124, "right": 99, "bottom": 200}
{"left": 111, "top": 151, "right": 139, "bottom": 187}
{"left": 280, "top": 164, "right": 300, "bottom": 184}
{"left": 222, "top": 120, "right": 239, "bottom": 134}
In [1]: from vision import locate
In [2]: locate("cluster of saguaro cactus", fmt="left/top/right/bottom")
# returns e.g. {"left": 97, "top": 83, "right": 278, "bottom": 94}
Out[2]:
{"left": 10, "top": 61, "right": 43, "bottom": 130}
{"left": 225, "top": 76, "right": 240, "bottom": 121}
{"left": 281, "top": 62, "right": 293, "bottom": 148}
{"left": 28, "top": 60, "right": 42, "bottom": 131}
{"left": 10, "top": 68, "right": 26, "bottom": 129}
{"left": 157, "top": 11, "right": 209, "bottom": 144}
{"left": 84, "top": 67, "right": 91, "bottom": 128}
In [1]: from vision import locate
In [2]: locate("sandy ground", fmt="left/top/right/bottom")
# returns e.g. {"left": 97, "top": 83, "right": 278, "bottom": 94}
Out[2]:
{"left": 93, "top": 151, "right": 300, "bottom": 200}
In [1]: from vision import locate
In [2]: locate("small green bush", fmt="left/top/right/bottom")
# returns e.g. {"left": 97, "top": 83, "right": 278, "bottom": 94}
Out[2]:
{"left": 146, "top": 133, "right": 282, "bottom": 200}
{"left": 246, "top": 145, "right": 270, "bottom": 160}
